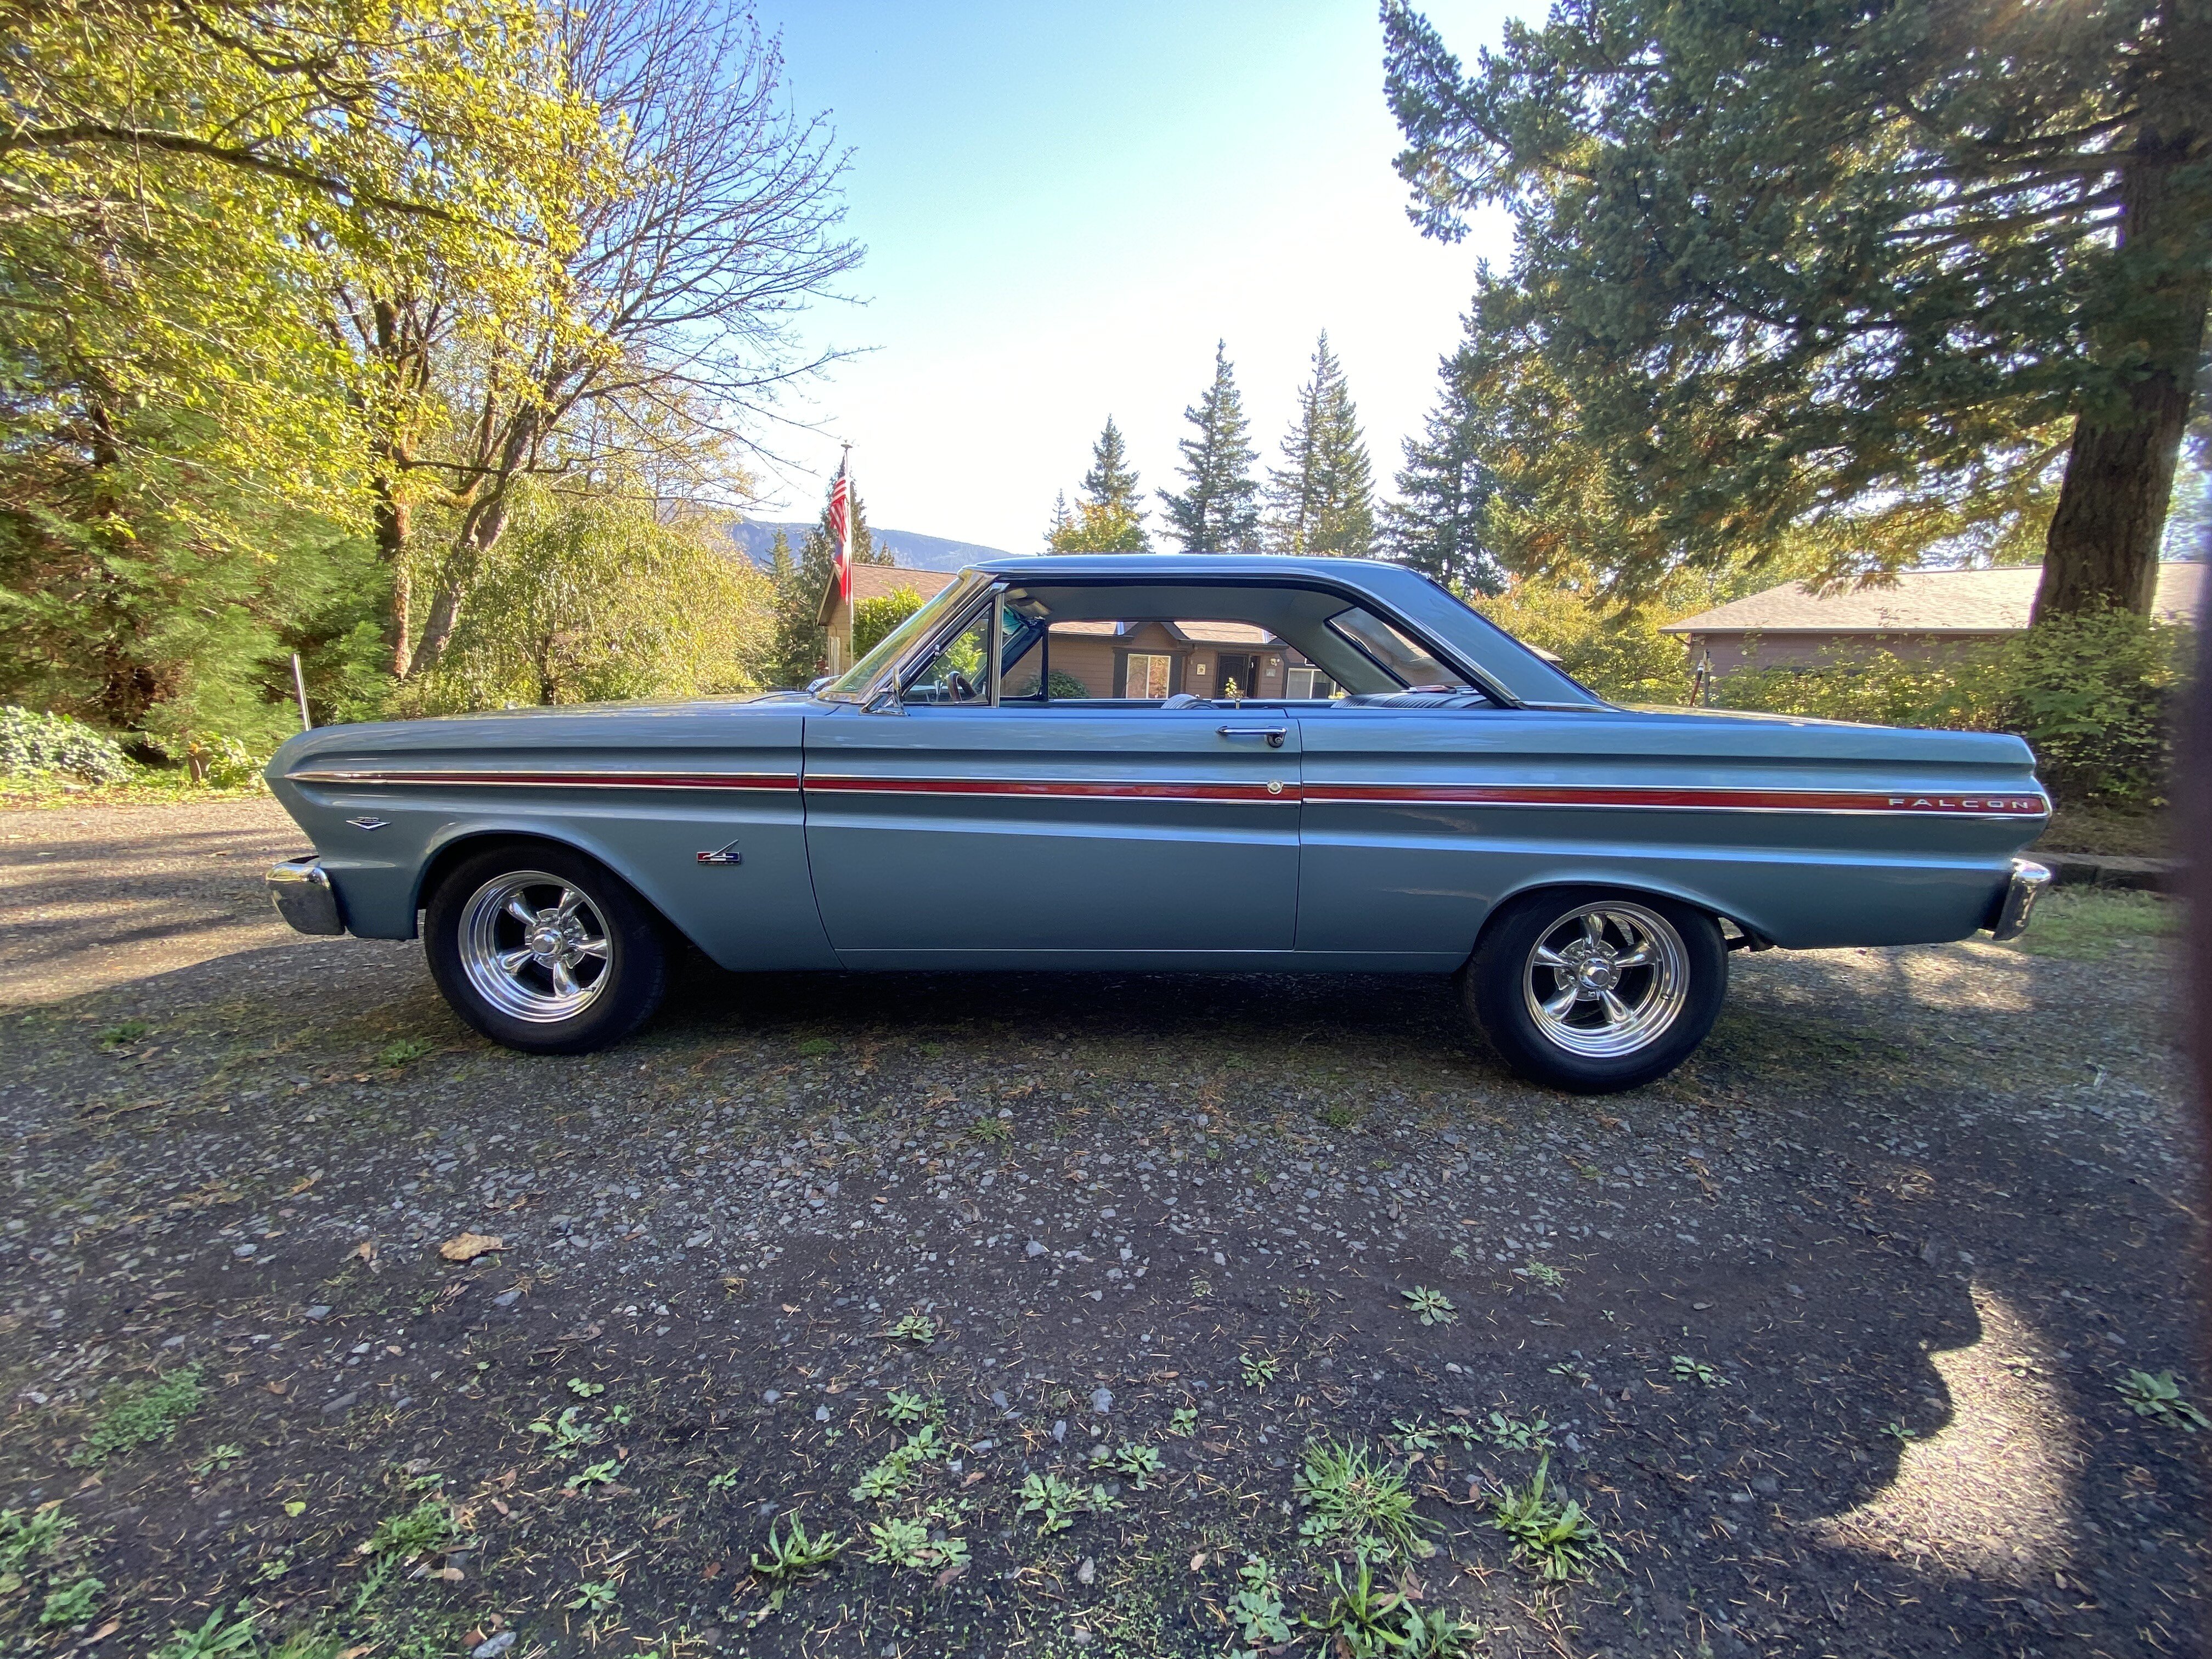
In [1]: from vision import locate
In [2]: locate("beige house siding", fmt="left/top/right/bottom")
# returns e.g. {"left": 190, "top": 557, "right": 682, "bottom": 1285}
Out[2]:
{"left": 1679, "top": 630, "right": 2015, "bottom": 678}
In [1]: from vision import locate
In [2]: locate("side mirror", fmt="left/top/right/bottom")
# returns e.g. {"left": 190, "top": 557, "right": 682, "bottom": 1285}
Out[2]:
{"left": 805, "top": 675, "right": 836, "bottom": 695}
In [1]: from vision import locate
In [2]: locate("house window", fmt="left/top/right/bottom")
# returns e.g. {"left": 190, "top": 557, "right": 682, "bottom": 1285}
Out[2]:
{"left": 1286, "top": 666, "right": 1337, "bottom": 699}
{"left": 1125, "top": 653, "right": 1172, "bottom": 699}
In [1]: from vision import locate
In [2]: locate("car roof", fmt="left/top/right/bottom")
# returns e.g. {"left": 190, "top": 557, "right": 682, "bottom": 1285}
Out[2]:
{"left": 974, "top": 553, "right": 1404, "bottom": 581}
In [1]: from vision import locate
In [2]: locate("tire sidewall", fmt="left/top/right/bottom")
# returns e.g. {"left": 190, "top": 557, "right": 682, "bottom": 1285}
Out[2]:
{"left": 1461, "top": 887, "right": 1726, "bottom": 1094}
{"left": 424, "top": 843, "right": 668, "bottom": 1054}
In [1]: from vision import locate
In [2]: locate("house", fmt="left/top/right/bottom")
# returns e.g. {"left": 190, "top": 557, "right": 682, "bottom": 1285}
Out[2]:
{"left": 1661, "top": 562, "right": 2206, "bottom": 681}
{"left": 814, "top": 563, "right": 1334, "bottom": 696}
{"left": 816, "top": 564, "right": 960, "bottom": 675}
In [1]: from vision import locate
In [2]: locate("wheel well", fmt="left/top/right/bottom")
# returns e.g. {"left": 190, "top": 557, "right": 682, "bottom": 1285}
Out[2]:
{"left": 1471, "top": 881, "right": 1747, "bottom": 957}
{"left": 417, "top": 832, "right": 613, "bottom": 916}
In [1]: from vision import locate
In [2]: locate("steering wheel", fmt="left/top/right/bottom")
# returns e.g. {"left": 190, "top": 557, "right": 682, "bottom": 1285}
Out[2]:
{"left": 945, "top": 670, "right": 978, "bottom": 702}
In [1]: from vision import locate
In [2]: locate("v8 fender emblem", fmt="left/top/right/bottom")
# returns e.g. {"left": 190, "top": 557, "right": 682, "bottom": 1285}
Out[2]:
{"left": 696, "top": 840, "right": 742, "bottom": 866}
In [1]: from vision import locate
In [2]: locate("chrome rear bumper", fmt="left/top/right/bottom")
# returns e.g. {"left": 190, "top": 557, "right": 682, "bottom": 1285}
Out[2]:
{"left": 268, "top": 855, "right": 345, "bottom": 936}
{"left": 1987, "top": 857, "right": 2051, "bottom": 943}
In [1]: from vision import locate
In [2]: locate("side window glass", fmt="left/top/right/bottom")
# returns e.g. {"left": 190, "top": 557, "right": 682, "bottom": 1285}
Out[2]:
{"left": 905, "top": 610, "right": 991, "bottom": 704}
{"left": 1328, "top": 607, "right": 1475, "bottom": 691}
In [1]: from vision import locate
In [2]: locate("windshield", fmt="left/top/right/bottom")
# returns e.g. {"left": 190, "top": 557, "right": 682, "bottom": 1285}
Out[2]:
{"left": 820, "top": 572, "right": 991, "bottom": 701}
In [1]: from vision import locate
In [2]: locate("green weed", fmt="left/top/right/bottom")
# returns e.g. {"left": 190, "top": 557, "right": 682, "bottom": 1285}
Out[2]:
{"left": 1306, "top": 1554, "right": 1483, "bottom": 1657}
{"left": 2115, "top": 1369, "right": 2209, "bottom": 1431}
{"left": 527, "top": 1403, "right": 602, "bottom": 1454}
{"left": 98, "top": 1019, "right": 150, "bottom": 1046}
{"left": 1516, "top": 1259, "right": 1566, "bottom": 1290}
{"left": 888, "top": 1311, "right": 936, "bottom": 1345}
{"left": 1239, "top": 1351, "right": 1279, "bottom": 1390}
{"left": 1016, "top": 1471, "right": 1113, "bottom": 1534}
{"left": 1169, "top": 1406, "right": 1198, "bottom": 1437}
{"left": 375, "top": 1037, "right": 436, "bottom": 1068}
{"left": 1294, "top": 1436, "right": 1436, "bottom": 1562}
{"left": 77, "top": 1365, "right": 205, "bottom": 1464}
{"left": 1484, "top": 1410, "right": 1553, "bottom": 1451}
{"left": 1318, "top": 1104, "right": 1359, "bottom": 1130}
{"left": 1227, "top": 1554, "right": 1293, "bottom": 1656}
{"left": 153, "top": 1606, "right": 258, "bottom": 1658}
{"left": 567, "top": 1579, "right": 618, "bottom": 1613}
{"left": 1402, "top": 1286, "right": 1457, "bottom": 1326}
{"left": 565, "top": 1377, "right": 605, "bottom": 1398}
{"left": 1671, "top": 1355, "right": 1725, "bottom": 1387}
{"left": 1491, "top": 1456, "right": 1621, "bottom": 1582}
{"left": 861, "top": 1516, "right": 969, "bottom": 1571}
{"left": 882, "top": 1387, "right": 928, "bottom": 1424}
{"left": 748, "top": 1514, "right": 844, "bottom": 1617}
{"left": 38, "top": 1574, "right": 104, "bottom": 1628}
{"left": 795, "top": 1036, "right": 836, "bottom": 1057}
{"left": 968, "top": 1116, "right": 1011, "bottom": 1144}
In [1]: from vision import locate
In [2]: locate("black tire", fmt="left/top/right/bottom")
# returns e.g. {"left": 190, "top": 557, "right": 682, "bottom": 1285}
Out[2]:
{"left": 1458, "top": 887, "right": 1726, "bottom": 1094}
{"left": 424, "top": 843, "right": 668, "bottom": 1054}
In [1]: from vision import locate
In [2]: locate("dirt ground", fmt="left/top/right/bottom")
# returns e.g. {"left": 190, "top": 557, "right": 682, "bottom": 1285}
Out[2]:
{"left": 1, "top": 798, "right": 2205, "bottom": 1659}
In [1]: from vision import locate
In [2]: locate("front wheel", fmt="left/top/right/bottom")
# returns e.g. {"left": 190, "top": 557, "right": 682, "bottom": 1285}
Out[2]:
{"left": 1458, "top": 889, "right": 1725, "bottom": 1094}
{"left": 425, "top": 844, "right": 668, "bottom": 1054}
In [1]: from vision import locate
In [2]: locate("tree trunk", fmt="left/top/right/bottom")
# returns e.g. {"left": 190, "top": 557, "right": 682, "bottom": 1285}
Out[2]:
{"left": 411, "top": 486, "right": 519, "bottom": 675}
{"left": 2034, "top": 113, "right": 2212, "bottom": 622}
{"left": 375, "top": 479, "right": 414, "bottom": 678}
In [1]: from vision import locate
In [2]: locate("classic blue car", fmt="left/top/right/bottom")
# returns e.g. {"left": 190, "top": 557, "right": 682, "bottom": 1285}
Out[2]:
{"left": 266, "top": 555, "right": 2050, "bottom": 1092}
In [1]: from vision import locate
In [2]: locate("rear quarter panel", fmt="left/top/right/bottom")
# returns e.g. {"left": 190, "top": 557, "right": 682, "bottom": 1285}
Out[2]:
{"left": 1296, "top": 707, "right": 2047, "bottom": 953}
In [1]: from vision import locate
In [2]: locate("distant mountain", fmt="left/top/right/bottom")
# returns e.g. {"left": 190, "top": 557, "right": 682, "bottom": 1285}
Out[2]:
{"left": 725, "top": 520, "right": 1014, "bottom": 572}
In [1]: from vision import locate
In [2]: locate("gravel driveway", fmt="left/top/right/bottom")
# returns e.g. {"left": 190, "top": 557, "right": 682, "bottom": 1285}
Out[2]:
{"left": 0, "top": 798, "right": 2204, "bottom": 1659}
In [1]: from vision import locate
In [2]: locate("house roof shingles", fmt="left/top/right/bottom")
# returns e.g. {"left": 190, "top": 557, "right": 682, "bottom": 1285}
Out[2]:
{"left": 1660, "top": 562, "right": 2206, "bottom": 636}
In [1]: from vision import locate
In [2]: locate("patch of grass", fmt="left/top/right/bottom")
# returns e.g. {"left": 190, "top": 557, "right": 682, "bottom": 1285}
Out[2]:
{"left": 2006, "top": 888, "right": 2175, "bottom": 960}
{"left": 2037, "top": 803, "right": 2169, "bottom": 857}
{"left": 1401, "top": 1286, "right": 1457, "bottom": 1326}
{"left": 967, "top": 1116, "right": 1011, "bottom": 1144}
{"left": 1294, "top": 1436, "right": 1436, "bottom": 1562}
{"left": 153, "top": 1605, "right": 258, "bottom": 1658}
{"left": 76, "top": 1365, "right": 205, "bottom": 1464}
{"left": 794, "top": 1036, "right": 836, "bottom": 1057}
{"left": 1491, "top": 1456, "right": 1621, "bottom": 1582}
{"left": 363, "top": 1499, "right": 456, "bottom": 1559}
{"left": 2114, "top": 1369, "right": 2209, "bottom": 1431}
{"left": 98, "top": 1019, "right": 150, "bottom": 1046}
{"left": 1317, "top": 1103, "right": 1359, "bottom": 1131}
{"left": 375, "top": 1037, "right": 436, "bottom": 1068}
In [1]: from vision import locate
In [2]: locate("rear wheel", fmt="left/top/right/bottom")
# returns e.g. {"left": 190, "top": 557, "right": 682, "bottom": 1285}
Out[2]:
{"left": 1458, "top": 889, "right": 1725, "bottom": 1093}
{"left": 425, "top": 844, "right": 667, "bottom": 1054}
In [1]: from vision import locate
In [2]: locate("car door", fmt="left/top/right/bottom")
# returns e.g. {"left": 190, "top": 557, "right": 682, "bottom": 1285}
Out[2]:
{"left": 803, "top": 689, "right": 1302, "bottom": 966}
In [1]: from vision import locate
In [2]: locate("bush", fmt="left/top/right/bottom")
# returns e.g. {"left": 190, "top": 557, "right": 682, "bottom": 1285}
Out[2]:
{"left": 1714, "top": 608, "right": 2191, "bottom": 812}
{"left": 1474, "top": 580, "right": 1689, "bottom": 705}
{"left": 0, "top": 706, "right": 132, "bottom": 783}
{"left": 853, "top": 588, "right": 925, "bottom": 658}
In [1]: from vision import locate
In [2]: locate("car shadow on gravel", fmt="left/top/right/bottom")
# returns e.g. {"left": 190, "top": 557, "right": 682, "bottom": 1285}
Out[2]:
{"left": 1, "top": 932, "right": 2202, "bottom": 1658}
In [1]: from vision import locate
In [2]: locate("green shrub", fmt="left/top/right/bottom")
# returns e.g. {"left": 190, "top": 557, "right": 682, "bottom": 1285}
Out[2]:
{"left": 1715, "top": 609, "right": 2191, "bottom": 812}
{"left": 1474, "top": 581, "right": 1688, "bottom": 705}
{"left": 852, "top": 588, "right": 925, "bottom": 658}
{"left": 1009, "top": 669, "right": 1090, "bottom": 700}
{"left": 0, "top": 706, "right": 132, "bottom": 783}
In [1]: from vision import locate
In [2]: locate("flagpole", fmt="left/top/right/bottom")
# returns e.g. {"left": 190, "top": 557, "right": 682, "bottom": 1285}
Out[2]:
{"left": 840, "top": 442, "right": 854, "bottom": 670}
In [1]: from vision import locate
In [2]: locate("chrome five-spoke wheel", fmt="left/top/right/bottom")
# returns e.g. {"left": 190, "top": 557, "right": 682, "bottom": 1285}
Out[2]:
{"left": 458, "top": 871, "right": 613, "bottom": 1023}
{"left": 1521, "top": 901, "right": 1689, "bottom": 1058}
{"left": 1460, "top": 888, "right": 1725, "bottom": 1093}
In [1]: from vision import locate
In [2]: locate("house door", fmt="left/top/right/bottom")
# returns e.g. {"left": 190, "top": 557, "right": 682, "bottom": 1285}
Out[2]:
{"left": 1213, "top": 653, "right": 1259, "bottom": 699}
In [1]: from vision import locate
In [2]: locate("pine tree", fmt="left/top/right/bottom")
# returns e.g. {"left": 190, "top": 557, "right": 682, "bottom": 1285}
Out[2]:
{"left": 1266, "top": 333, "right": 1375, "bottom": 557}
{"left": 1047, "top": 418, "right": 1149, "bottom": 551}
{"left": 1159, "top": 341, "right": 1262, "bottom": 552}
{"left": 766, "top": 531, "right": 817, "bottom": 689}
{"left": 1384, "top": 322, "right": 1505, "bottom": 593}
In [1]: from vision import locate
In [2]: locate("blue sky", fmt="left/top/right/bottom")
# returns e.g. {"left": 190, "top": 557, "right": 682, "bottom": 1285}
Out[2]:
{"left": 746, "top": 0, "right": 1523, "bottom": 552}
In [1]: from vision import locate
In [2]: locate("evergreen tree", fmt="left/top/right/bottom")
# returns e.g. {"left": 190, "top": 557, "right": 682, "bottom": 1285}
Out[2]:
{"left": 1159, "top": 341, "right": 1262, "bottom": 551}
{"left": 1381, "top": 0, "right": 2212, "bottom": 620}
{"left": 1265, "top": 333, "right": 1375, "bottom": 557}
{"left": 1383, "top": 319, "right": 1506, "bottom": 593}
{"left": 766, "top": 531, "right": 816, "bottom": 689}
{"left": 1047, "top": 418, "right": 1149, "bottom": 551}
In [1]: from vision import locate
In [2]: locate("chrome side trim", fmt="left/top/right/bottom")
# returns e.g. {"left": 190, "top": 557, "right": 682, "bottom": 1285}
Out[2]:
{"left": 267, "top": 855, "right": 345, "bottom": 936}
{"left": 1988, "top": 857, "right": 2052, "bottom": 942}
{"left": 289, "top": 768, "right": 797, "bottom": 791}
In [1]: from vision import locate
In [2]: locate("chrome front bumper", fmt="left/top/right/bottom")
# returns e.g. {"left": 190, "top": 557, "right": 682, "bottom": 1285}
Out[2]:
{"left": 268, "top": 855, "right": 345, "bottom": 936}
{"left": 1987, "top": 857, "right": 2052, "bottom": 943}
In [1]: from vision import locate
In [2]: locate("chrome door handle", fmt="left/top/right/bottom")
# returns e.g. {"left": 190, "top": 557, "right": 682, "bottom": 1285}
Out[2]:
{"left": 1217, "top": 725, "right": 1288, "bottom": 748}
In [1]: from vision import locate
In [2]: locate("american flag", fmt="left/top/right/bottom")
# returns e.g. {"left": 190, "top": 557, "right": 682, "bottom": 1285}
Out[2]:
{"left": 827, "top": 455, "right": 853, "bottom": 606}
